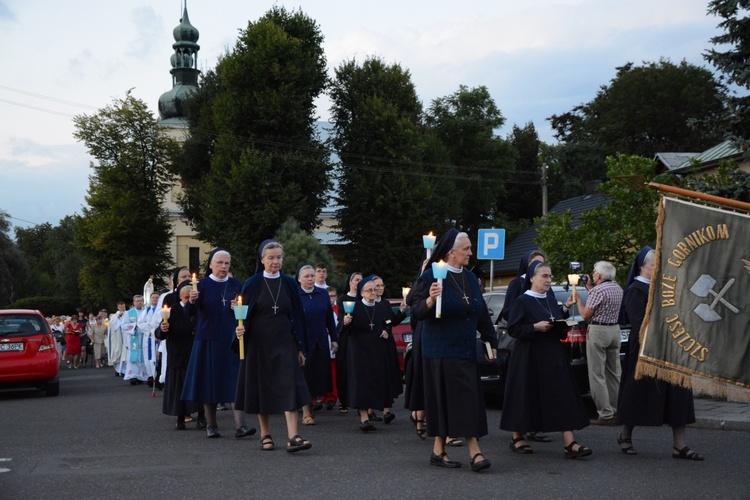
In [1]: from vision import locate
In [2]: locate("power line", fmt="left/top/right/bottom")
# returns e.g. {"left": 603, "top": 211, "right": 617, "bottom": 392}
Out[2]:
{"left": 0, "top": 98, "right": 76, "bottom": 118}
{"left": 0, "top": 84, "right": 98, "bottom": 110}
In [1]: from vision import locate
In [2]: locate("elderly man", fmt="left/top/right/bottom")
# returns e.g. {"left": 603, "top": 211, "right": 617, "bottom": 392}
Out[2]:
{"left": 576, "top": 261, "right": 623, "bottom": 425}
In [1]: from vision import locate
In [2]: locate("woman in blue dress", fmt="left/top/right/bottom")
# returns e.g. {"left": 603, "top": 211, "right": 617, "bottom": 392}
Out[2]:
{"left": 181, "top": 248, "right": 256, "bottom": 439}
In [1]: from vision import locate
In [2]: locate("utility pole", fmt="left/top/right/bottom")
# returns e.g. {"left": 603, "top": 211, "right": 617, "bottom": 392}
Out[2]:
{"left": 541, "top": 162, "right": 548, "bottom": 216}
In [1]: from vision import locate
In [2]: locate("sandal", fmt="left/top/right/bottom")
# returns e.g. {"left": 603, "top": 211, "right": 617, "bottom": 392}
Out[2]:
{"left": 510, "top": 436, "right": 533, "bottom": 454}
{"left": 302, "top": 415, "right": 315, "bottom": 426}
{"left": 618, "top": 434, "right": 637, "bottom": 455}
{"left": 445, "top": 437, "right": 464, "bottom": 447}
{"left": 338, "top": 403, "right": 348, "bottom": 414}
{"left": 287, "top": 434, "right": 312, "bottom": 453}
{"left": 260, "top": 435, "right": 275, "bottom": 451}
{"left": 563, "top": 440, "right": 592, "bottom": 459}
{"left": 672, "top": 446, "right": 704, "bottom": 461}
{"left": 409, "top": 412, "right": 427, "bottom": 440}
{"left": 525, "top": 431, "right": 552, "bottom": 443}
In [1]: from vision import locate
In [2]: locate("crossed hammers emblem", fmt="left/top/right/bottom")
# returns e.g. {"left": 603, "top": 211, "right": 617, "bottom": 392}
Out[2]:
{"left": 689, "top": 274, "right": 740, "bottom": 322}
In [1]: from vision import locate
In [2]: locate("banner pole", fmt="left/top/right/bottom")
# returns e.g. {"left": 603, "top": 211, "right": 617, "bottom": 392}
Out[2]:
{"left": 646, "top": 182, "right": 750, "bottom": 211}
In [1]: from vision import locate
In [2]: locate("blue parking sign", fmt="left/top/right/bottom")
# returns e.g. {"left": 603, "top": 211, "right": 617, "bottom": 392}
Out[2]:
{"left": 477, "top": 229, "right": 505, "bottom": 260}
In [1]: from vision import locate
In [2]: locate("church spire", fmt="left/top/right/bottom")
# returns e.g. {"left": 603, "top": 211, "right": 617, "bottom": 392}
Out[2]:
{"left": 158, "top": 1, "right": 200, "bottom": 122}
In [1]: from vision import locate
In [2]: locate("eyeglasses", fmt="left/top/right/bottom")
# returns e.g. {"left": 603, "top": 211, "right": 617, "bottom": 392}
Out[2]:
{"left": 362, "top": 288, "right": 376, "bottom": 294}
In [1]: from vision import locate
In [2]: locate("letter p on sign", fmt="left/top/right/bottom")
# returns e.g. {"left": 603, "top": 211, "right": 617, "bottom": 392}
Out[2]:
{"left": 477, "top": 229, "right": 505, "bottom": 260}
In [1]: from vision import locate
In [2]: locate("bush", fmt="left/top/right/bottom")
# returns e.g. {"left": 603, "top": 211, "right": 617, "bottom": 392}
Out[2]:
{"left": 7, "top": 296, "right": 78, "bottom": 316}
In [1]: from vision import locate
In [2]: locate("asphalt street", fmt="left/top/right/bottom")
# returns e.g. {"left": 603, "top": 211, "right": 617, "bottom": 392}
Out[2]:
{"left": 1, "top": 366, "right": 748, "bottom": 499}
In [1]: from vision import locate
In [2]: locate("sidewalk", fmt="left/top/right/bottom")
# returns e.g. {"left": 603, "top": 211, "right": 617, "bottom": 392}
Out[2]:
{"left": 693, "top": 398, "right": 750, "bottom": 432}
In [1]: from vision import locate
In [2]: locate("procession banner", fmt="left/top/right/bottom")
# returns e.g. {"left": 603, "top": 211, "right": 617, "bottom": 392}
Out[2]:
{"left": 637, "top": 196, "right": 750, "bottom": 400}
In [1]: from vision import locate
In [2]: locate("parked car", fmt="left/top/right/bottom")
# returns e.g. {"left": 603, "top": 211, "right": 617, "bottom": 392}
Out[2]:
{"left": 387, "top": 299, "right": 411, "bottom": 374}
{"left": 0, "top": 309, "right": 60, "bottom": 397}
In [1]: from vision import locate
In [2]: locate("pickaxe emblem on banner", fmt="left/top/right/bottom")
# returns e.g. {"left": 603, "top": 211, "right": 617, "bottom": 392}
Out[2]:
{"left": 689, "top": 274, "right": 740, "bottom": 323}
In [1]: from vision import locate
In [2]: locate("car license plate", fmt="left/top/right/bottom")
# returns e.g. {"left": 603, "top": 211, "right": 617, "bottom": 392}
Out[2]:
{"left": 0, "top": 342, "right": 23, "bottom": 352}
{"left": 403, "top": 334, "right": 412, "bottom": 343}
{"left": 620, "top": 329, "right": 630, "bottom": 343}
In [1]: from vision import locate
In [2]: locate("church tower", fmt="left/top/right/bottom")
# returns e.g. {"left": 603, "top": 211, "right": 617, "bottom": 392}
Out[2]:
{"left": 158, "top": 2, "right": 211, "bottom": 274}
{"left": 158, "top": 2, "right": 200, "bottom": 125}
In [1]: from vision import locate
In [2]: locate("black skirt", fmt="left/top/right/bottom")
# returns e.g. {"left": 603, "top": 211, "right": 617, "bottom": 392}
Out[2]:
{"left": 404, "top": 322, "right": 425, "bottom": 411}
{"left": 163, "top": 367, "right": 202, "bottom": 417}
{"left": 423, "top": 358, "right": 488, "bottom": 438}
{"left": 304, "top": 346, "right": 332, "bottom": 397}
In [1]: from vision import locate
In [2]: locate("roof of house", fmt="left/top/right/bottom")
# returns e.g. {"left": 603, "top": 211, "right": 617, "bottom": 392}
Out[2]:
{"left": 481, "top": 192, "right": 609, "bottom": 276}
{"left": 671, "top": 140, "right": 745, "bottom": 174}
{"left": 654, "top": 152, "right": 700, "bottom": 172}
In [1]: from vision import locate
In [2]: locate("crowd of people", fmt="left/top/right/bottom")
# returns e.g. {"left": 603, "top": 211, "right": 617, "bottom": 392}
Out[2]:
{"left": 56, "top": 231, "right": 704, "bottom": 466}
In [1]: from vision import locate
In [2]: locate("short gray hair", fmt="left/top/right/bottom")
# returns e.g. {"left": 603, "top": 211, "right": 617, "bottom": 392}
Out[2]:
{"left": 643, "top": 250, "right": 655, "bottom": 267}
{"left": 593, "top": 261, "right": 616, "bottom": 281}
{"left": 261, "top": 241, "right": 284, "bottom": 259}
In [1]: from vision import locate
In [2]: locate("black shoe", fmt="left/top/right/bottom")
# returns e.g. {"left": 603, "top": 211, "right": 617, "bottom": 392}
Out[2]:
{"left": 470, "top": 452, "right": 491, "bottom": 472}
{"left": 206, "top": 427, "right": 221, "bottom": 438}
{"left": 430, "top": 452, "right": 461, "bottom": 468}
{"left": 235, "top": 425, "right": 257, "bottom": 438}
{"left": 383, "top": 411, "right": 395, "bottom": 424}
{"left": 312, "top": 400, "right": 324, "bottom": 412}
{"left": 325, "top": 402, "right": 334, "bottom": 411}
{"left": 196, "top": 416, "right": 207, "bottom": 429}
{"left": 368, "top": 411, "right": 383, "bottom": 422}
{"left": 129, "top": 380, "right": 138, "bottom": 386}
{"left": 359, "top": 420, "right": 377, "bottom": 432}
{"left": 175, "top": 419, "right": 186, "bottom": 431}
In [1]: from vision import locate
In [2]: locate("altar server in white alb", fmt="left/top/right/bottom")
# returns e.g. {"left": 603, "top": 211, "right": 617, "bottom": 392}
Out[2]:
{"left": 140, "top": 291, "right": 163, "bottom": 382}
{"left": 108, "top": 301, "right": 128, "bottom": 376}
{"left": 124, "top": 295, "right": 150, "bottom": 384}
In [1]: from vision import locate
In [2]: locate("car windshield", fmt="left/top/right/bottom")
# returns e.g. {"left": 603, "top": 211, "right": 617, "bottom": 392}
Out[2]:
{"left": 390, "top": 305, "right": 411, "bottom": 323}
{"left": 0, "top": 315, "right": 45, "bottom": 338}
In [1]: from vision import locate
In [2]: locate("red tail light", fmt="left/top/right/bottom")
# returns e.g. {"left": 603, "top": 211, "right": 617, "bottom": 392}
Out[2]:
{"left": 561, "top": 326, "right": 587, "bottom": 344}
{"left": 38, "top": 334, "right": 56, "bottom": 352}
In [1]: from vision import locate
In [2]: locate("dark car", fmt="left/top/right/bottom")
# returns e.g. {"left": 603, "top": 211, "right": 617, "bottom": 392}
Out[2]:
{"left": 0, "top": 309, "right": 60, "bottom": 397}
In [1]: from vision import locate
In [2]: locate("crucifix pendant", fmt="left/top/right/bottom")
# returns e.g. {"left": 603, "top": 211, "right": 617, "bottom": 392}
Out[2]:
{"left": 550, "top": 315, "right": 555, "bottom": 322}
{"left": 369, "top": 322, "right": 374, "bottom": 330}
{"left": 272, "top": 304, "right": 279, "bottom": 315}
{"left": 462, "top": 293, "right": 469, "bottom": 304}
{"left": 221, "top": 297, "right": 227, "bottom": 306}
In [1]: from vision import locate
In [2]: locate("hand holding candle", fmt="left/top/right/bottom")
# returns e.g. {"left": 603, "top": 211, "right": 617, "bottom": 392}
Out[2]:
{"left": 402, "top": 287, "right": 411, "bottom": 299}
{"left": 160, "top": 305, "right": 171, "bottom": 323}
{"left": 567, "top": 274, "right": 579, "bottom": 304}
{"left": 234, "top": 295, "right": 249, "bottom": 360}
{"left": 191, "top": 273, "right": 198, "bottom": 291}
{"left": 343, "top": 301, "right": 355, "bottom": 316}
{"left": 432, "top": 260, "right": 449, "bottom": 318}
{"left": 423, "top": 232, "right": 436, "bottom": 260}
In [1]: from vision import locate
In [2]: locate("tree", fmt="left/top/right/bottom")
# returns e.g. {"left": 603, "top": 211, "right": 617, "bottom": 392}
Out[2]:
{"left": 425, "top": 85, "right": 517, "bottom": 244}
{"left": 505, "top": 122, "right": 542, "bottom": 222}
{"left": 330, "top": 56, "right": 444, "bottom": 288}
{"left": 549, "top": 59, "right": 727, "bottom": 182}
{"left": 72, "top": 92, "right": 178, "bottom": 309}
{"left": 177, "top": 6, "right": 331, "bottom": 277}
{"left": 14, "top": 216, "right": 82, "bottom": 307}
{"left": 686, "top": 164, "right": 750, "bottom": 203}
{"left": 273, "top": 217, "right": 337, "bottom": 287}
{"left": 0, "top": 210, "right": 29, "bottom": 307}
{"left": 704, "top": 0, "right": 750, "bottom": 147}
{"left": 535, "top": 155, "right": 664, "bottom": 284}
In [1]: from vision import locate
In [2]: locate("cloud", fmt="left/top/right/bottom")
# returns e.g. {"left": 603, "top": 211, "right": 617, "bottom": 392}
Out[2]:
{"left": 0, "top": 1, "right": 15, "bottom": 21}
{"left": 128, "top": 6, "right": 165, "bottom": 59}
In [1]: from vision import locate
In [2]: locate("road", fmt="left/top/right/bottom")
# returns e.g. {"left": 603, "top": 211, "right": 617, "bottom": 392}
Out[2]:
{"left": 1, "top": 366, "right": 748, "bottom": 499}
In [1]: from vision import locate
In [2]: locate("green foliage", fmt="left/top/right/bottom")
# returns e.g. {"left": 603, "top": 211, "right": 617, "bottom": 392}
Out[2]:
{"left": 0, "top": 210, "right": 30, "bottom": 307}
{"left": 535, "top": 155, "right": 662, "bottom": 284}
{"left": 177, "top": 6, "right": 331, "bottom": 277}
{"left": 426, "top": 85, "right": 517, "bottom": 243}
{"left": 704, "top": 0, "right": 750, "bottom": 147}
{"left": 8, "top": 296, "right": 78, "bottom": 316}
{"left": 686, "top": 164, "right": 750, "bottom": 202}
{"left": 549, "top": 59, "right": 726, "bottom": 178}
{"left": 330, "top": 56, "right": 442, "bottom": 288}
{"left": 505, "top": 122, "right": 543, "bottom": 221}
{"left": 273, "top": 218, "right": 338, "bottom": 286}
{"left": 72, "top": 92, "right": 177, "bottom": 310}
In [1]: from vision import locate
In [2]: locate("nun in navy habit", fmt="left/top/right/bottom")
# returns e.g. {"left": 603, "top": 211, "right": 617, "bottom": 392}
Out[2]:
{"left": 411, "top": 229, "right": 496, "bottom": 471}
{"left": 234, "top": 240, "right": 312, "bottom": 452}
{"left": 500, "top": 260, "right": 591, "bottom": 459}
{"left": 616, "top": 247, "right": 702, "bottom": 460}
{"left": 182, "top": 248, "right": 254, "bottom": 439}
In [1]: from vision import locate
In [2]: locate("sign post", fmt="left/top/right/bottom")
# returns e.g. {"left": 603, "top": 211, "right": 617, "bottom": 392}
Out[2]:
{"left": 477, "top": 229, "right": 505, "bottom": 291}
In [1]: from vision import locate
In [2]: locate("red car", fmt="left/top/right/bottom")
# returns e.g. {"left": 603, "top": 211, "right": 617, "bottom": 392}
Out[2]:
{"left": 0, "top": 309, "right": 60, "bottom": 397}
{"left": 387, "top": 299, "right": 412, "bottom": 374}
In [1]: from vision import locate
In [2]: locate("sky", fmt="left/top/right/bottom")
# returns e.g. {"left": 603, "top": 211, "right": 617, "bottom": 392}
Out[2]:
{"left": 0, "top": 0, "right": 727, "bottom": 232}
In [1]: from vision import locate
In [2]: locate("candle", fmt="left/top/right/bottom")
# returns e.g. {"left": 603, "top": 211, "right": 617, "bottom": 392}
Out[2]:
{"left": 401, "top": 287, "right": 411, "bottom": 299}
{"left": 160, "top": 305, "right": 171, "bottom": 323}
{"left": 191, "top": 273, "right": 198, "bottom": 291}
{"left": 423, "top": 232, "right": 436, "bottom": 259}
{"left": 567, "top": 274, "right": 579, "bottom": 303}
{"left": 233, "top": 296, "right": 249, "bottom": 360}
{"left": 343, "top": 301, "right": 355, "bottom": 315}
{"left": 432, "top": 260, "right": 449, "bottom": 318}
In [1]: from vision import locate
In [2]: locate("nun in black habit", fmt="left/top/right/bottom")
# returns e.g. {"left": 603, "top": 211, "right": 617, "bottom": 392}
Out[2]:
{"left": 334, "top": 272, "right": 363, "bottom": 413}
{"left": 339, "top": 275, "right": 394, "bottom": 432}
{"left": 500, "top": 260, "right": 592, "bottom": 459}
{"left": 235, "top": 240, "right": 312, "bottom": 452}
{"left": 156, "top": 275, "right": 203, "bottom": 430}
{"left": 616, "top": 247, "right": 703, "bottom": 460}
{"left": 411, "top": 229, "right": 496, "bottom": 471}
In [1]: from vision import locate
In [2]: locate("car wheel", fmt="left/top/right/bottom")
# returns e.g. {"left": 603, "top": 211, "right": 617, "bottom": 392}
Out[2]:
{"left": 45, "top": 379, "right": 60, "bottom": 397}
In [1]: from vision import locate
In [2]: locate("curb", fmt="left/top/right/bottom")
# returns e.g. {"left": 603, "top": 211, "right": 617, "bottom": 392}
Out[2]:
{"left": 694, "top": 417, "right": 750, "bottom": 432}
